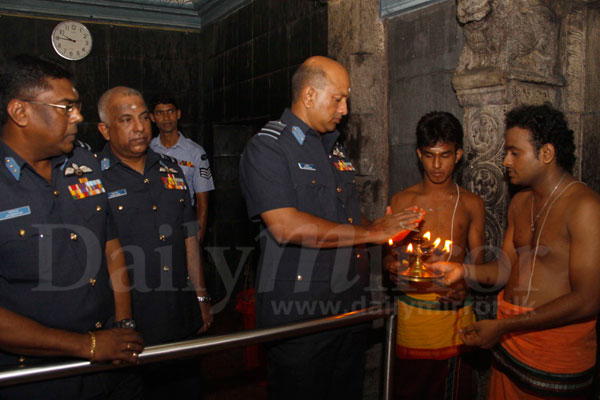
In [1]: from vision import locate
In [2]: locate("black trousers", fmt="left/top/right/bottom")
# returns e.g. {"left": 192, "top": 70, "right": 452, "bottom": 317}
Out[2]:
{"left": 267, "top": 326, "right": 368, "bottom": 400}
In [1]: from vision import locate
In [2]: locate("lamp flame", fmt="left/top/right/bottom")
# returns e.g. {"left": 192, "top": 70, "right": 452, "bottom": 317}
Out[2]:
{"left": 423, "top": 231, "right": 431, "bottom": 241}
{"left": 388, "top": 238, "right": 393, "bottom": 246}
{"left": 433, "top": 238, "right": 441, "bottom": 248}
{"left": 443, "top": 240, "right": 452, "bottom": 253}
{"left": 407, "top": 243, "right": 413, "bottom": 253}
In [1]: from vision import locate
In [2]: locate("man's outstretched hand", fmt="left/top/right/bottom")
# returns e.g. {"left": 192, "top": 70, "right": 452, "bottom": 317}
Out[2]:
{"left": 369, "top": 206, "right": 424, "bottom": 244}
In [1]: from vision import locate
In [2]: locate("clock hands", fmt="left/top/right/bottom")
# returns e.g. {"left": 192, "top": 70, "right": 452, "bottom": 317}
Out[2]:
{"left": 56, "top": 35, "right": 76, "bottom": 43}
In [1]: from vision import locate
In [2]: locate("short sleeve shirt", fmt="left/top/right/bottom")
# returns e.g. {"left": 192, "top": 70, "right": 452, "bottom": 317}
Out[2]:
{"left": 150, "top": 132, "right": 215, "bottom": 204}
{"left": 0, "top": 139, "right": 115, "bottom": 367}
{"left": 239, "top": 109, "right": 370, "bottom": 327}
{"left": 98, "top": 146, "right": 202, "bottom": 345}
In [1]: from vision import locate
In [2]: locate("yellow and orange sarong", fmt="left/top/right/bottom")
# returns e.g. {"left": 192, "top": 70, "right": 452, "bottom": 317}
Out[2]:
{"left": 396, "top": 292, "right": 475, "bottom": 360}
{"left": 490, "top": 291, "right": 596, "bottom": 399}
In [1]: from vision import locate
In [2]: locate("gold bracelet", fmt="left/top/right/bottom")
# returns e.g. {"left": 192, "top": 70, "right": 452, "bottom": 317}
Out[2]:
{"left": 88, "top": 331, "right": 96, "bottom": 363}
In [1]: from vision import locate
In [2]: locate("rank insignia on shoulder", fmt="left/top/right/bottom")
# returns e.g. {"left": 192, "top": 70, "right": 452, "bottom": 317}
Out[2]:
{"left": 298, "top": 163, "right": 317, "bottom": 171}
{"left": 68, "top": 178, "right": 106, "bottom": 200}
{"left": 334, "top": 160, "right": 355, "bottom": 171}
{"left": 332, "top": 144, "right": 346, "bottom": 159}
{"left": 159, "top": 161, "right": 178, "bottom": 174}
{"left": 65, "top": 163, "right": 93, "bottom": 177}
{"left": 257, "top": 120, "right": 286, "bottom": 140}
{"left": 179, "top": 160, "right": 195, "bottom": 168}
{"left": 161, "top": 174, "right": 187, "bottom": 190}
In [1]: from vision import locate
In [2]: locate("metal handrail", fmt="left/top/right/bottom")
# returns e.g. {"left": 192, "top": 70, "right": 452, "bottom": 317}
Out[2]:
{"left": 0, "top": 305, "right": 397, "bottom": 399}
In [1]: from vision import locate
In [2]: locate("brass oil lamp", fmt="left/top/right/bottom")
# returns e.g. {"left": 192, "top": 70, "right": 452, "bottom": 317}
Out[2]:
{"left": 389, "top": 231, "right": 451, "bottom": 282}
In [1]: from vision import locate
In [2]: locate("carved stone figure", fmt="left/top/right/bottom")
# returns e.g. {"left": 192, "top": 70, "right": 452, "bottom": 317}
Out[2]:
{"left": 456, "top": 0, "right": 560, "bottom": 82}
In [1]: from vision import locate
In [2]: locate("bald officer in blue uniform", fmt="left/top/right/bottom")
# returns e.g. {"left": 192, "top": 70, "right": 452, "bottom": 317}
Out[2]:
{"left": 239, "top": 56, "right": 423, "bottom": 400}
{"left": 0, "top": 56, "right": 143, "bottom": 399}
{"left": 96, "top": 86, "right": 212, "bottom": 399}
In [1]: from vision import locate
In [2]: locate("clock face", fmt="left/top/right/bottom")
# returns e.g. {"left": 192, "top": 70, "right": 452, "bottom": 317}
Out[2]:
{"left": 51, "top": 21, "right": 93, "bottom": 61}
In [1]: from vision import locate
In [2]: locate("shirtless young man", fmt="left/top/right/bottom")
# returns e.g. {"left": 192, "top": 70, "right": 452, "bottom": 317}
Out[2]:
{"left": 386, "top": 112, "right": 485, "bottom": 399}
{"left": 433, "top": 104, "right": 600, "bottom": 399}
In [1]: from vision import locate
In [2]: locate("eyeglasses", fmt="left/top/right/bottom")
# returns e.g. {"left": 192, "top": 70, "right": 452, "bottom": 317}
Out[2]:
{"left": 22, "top": 100, "right": 82, "bottom": 116}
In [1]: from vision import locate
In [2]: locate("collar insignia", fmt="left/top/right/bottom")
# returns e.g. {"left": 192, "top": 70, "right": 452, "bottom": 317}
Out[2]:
{"left": 292, "top": 126, "right": 306, "bottom": 145}
{"left": 101, "top": 158, "right": 111, "bottom": 171}
{"left": 4, "top": 157, "right": 21, "bottom": 181}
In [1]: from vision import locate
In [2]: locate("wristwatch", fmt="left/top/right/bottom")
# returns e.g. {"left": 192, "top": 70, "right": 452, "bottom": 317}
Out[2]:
{"left": 114, "top": 318, "right": 136, "bottom": 329}
{"left": 197, "top": 295, "right": 212, "bottom": 304}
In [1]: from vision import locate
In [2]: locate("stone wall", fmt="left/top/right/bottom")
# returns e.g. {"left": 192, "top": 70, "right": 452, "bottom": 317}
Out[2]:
{"left": 386, "top": 1, "right": 465, "bottom": 198}
{"left": 328, "top": 0, "right": 389, "bottom": 223}
{"left": 558, "top": 0, "right": 600, "bottom": 193}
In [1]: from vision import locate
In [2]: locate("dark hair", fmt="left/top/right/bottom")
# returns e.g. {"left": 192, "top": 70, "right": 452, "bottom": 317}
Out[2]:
{"left": 0, "top": 55, "right": 72, "bottom": 126}
{"left": 291, "top": 64, "right": 328, "bottom": 103}
{"left": 149, "top": 95, "right": 179, "bottom": 113}
{"left": 505, "top": 104, "right": 575, "bottom": 173}
{"left": 416, "top": 111, "right": 463, "bottom": 150}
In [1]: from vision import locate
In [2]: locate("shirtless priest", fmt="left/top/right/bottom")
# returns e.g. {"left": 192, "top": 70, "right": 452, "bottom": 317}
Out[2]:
{"left": 386, "top": 111, "right": 485, "bottom": 399}
{"left": 432, "top": 104, "right": 600, "bottom": 399}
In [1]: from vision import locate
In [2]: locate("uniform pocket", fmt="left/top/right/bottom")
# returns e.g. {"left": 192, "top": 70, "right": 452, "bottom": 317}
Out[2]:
{"left": 0, "top": 217, "right": 41, "bottom": 281}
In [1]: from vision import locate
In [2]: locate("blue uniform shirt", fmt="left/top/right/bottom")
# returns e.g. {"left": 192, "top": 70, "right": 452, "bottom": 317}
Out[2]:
{"left": 239, "top": 108, "right": 370, "bottom": 327}
{"left": 98, "top": 145, "right": 202, "bottom": 345}
{"left": 0, "top": 139, "right": 115, "bottom": 367}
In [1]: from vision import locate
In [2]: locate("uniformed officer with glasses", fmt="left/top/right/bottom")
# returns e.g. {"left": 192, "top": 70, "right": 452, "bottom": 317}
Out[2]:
{"left": 0, "top": 55, "right": 143, "bottom": 399}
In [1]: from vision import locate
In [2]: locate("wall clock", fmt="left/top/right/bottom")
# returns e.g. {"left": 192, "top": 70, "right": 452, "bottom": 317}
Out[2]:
{"left": 51, "top": 20, "right": 93, "bottom": 61}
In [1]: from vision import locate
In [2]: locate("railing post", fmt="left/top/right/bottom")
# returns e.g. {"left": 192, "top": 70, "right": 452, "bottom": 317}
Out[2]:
{"left": 382, "top": 311, "right": 396, "bottom": 400}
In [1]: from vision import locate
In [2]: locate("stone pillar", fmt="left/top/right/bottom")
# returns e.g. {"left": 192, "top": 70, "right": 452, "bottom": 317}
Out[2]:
{"left": 452, "top": 0, "right": 564, "bottom": 250}
{"left": 328, "top": 2, "right": 388, "bottom": 399}
{"left": 328, "top": 0, "right": 388, "bottom": 223}
{"left": 559, "top": 0, "right": 600, "bottom": 192}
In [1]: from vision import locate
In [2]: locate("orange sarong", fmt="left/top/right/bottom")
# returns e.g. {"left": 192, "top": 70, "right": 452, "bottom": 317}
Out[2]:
{"left": 489, "top": 291, "right": 596, "bottom": 399}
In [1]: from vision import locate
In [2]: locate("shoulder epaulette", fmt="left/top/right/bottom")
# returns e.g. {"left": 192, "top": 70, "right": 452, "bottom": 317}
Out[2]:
{"left": 159, "top": 153, "right": 178, "bottom": 164}
{"left": 257, "top": 120, "right": 286, "bottom": 140}
{"left": 74, "top": 140, "right": 92, "bottom": 151}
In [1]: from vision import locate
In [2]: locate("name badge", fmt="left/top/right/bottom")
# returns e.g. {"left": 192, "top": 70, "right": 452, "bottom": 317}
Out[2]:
{"left": 108, "top": 189, "right": 127, "bottom": 199}
{"left": 298, "top": 163, "right": 316, "bottom": 171}
{"left": 0, "top": 206, "right": 31, "bottom": 221}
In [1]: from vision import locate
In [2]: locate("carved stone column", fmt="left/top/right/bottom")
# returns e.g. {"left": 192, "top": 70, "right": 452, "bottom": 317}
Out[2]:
{"left": 328, "top": 0, "right": 388, "bottom": 222}
{"left": 452, "top": 0, "right": 564, "bottom": 250}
